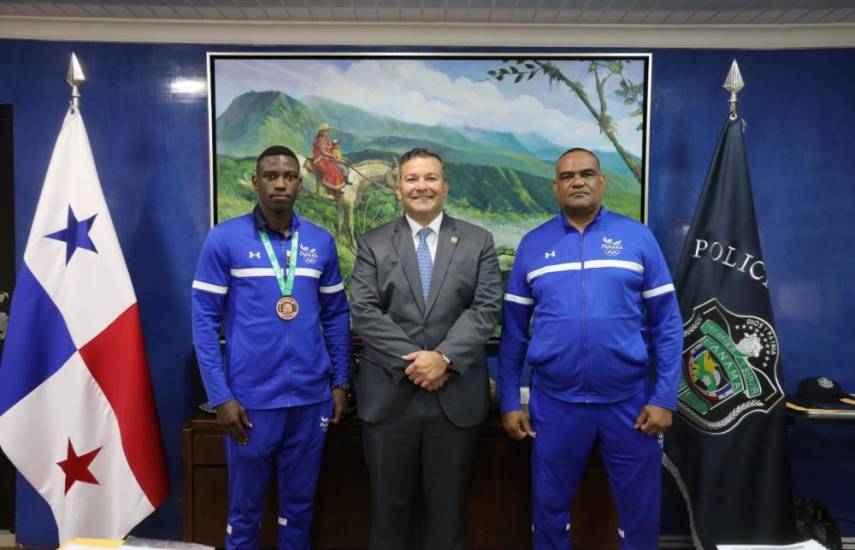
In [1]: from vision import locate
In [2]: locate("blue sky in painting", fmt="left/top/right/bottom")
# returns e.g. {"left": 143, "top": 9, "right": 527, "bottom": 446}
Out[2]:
{"left": 213, "top": 56, "right": 646, "bottom": 156}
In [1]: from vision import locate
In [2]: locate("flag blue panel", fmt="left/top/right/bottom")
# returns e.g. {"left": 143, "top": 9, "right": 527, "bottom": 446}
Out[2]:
{"left": 0, "top": 265, "right": 76, "bottom": 415}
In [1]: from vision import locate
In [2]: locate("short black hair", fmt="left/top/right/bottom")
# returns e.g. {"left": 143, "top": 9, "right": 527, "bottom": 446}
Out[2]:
{"left": 557, "top": 147, "right": 601, "bottom": 171}
{"left": 399, "top": 148, "right": 445, "bottom": 178}
{"left": 256, "top": 145, "right": 299, "bottom": 173}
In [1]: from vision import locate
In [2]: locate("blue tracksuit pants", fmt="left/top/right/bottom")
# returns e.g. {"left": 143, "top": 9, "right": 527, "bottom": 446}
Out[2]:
{"left": 224, "top": 400, "right": 333, "bottom": 550}
{"left": 530, "top": 390, "right": 663, "bottom": 550}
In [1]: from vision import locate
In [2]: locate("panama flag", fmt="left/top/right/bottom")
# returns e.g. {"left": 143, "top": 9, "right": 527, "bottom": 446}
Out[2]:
{"left": 0, "top": 106, "right": 169, "bottom": 543}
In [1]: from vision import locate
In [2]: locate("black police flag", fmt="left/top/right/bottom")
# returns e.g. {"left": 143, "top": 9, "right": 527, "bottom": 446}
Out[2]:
{"left": 664, "top": 115, "right": 798, "bottom": 548}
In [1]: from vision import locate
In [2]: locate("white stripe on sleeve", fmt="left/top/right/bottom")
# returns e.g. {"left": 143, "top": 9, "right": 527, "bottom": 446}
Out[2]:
{"left": 319, "top": 282, "right": 345, "bottom": 294}
{"left": 642, "top": 283, "right": 675, "bottom": 299}
{"left": 504, "top": 293, "right": 534, "bottom": 305}
{"left": 192, "top": 280, "right": 228, "bottom": 295}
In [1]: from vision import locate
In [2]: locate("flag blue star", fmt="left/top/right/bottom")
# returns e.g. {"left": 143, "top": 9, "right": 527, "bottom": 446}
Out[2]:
{"left": 45, "top": 206, "right": 99, "bottom": 264}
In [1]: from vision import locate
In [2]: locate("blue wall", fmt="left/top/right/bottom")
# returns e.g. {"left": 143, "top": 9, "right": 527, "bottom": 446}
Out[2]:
{"left": 1, "top": 39, "right": 853, "bottom": 544}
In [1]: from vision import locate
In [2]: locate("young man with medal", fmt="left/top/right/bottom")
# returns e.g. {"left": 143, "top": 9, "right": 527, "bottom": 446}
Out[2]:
{"left": 350, "top": 148, "right": 503, "bottom": 550}
{"left": 192, "top": 145, "right": 351, "bottom": 550}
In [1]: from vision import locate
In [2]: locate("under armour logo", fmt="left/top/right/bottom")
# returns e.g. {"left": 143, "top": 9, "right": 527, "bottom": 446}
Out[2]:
{"left": 320, "top": 416, "right": 330, "bottom": 433}
{"left": 544, "top": 251, "right": 556, "bottom": 259}
{"left": 248, "top": 251, "right": 261, "bottom": 259}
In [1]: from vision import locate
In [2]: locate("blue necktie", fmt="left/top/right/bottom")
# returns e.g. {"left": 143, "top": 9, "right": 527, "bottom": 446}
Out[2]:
{"left": 416, "top": 227, "right": 433, "bottom": 302}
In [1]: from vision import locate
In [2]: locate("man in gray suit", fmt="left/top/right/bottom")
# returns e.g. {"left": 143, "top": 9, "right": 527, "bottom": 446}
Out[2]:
{"left": 350, "top": 148, "right": 502, "bottom": 550}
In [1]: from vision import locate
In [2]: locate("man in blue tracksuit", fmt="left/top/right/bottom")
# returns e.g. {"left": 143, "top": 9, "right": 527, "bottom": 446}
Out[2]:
{"left": 499, "top": 148, "right": 682, "bottom": 550}
{"left": 192, "top": 145, "right": 351, "bottom": 550}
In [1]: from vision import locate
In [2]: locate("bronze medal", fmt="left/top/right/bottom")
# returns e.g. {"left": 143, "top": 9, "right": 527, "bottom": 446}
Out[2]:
{"left": 275, "top": 296, "right": 299, "bottom": 320}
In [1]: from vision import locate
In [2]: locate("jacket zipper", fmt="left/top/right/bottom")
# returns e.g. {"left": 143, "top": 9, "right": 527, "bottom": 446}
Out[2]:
{"left": 579, "top": 229, "right": 589, "bottom": 402}
{"left": 282, "top": 234, "right": 291, "bottom": 403}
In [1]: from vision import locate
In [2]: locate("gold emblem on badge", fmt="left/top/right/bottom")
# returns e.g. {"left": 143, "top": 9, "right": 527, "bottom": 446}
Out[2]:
{"left": 276, "top": 296, "right": 299, "bottom": 320}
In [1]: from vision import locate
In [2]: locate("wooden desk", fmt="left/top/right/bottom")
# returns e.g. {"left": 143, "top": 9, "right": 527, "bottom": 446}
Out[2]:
{"left": 182, "top": 411, "right": 618, "bottom": 550}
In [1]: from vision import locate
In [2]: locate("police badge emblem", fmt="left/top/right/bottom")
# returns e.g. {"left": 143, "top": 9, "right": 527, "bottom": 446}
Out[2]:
{"left": 679, "top": 298, "right": 784, "bottom": 434}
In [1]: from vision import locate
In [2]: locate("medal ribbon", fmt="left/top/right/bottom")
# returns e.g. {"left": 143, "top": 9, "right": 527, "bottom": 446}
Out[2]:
{"left": 258, "top": 229, "right": 299, "bottom": 297}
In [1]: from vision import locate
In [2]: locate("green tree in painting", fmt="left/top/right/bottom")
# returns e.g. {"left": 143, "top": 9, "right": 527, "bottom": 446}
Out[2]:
{"left": 486, "top": 60, "right": 644, "bottom": 184}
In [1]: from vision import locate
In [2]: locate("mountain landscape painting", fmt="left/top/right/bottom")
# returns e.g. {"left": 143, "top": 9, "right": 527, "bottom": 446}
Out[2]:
{"left": 209, "top": 54, "right": 650, "bottom": 285}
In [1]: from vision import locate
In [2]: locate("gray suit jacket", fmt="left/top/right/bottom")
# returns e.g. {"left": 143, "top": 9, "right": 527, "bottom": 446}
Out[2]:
{"left": 350, "top": 213, "right": 502, "bottom": 427}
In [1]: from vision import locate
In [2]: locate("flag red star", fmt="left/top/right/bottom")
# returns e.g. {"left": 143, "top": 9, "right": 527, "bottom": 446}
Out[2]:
{"left": 57, "top": 439, "right": 102, "bottom": 494}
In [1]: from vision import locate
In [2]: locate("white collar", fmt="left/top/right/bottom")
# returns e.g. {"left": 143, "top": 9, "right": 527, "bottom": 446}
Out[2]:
{"left": 405, "top": 211, "right": 444, "bottom": 237}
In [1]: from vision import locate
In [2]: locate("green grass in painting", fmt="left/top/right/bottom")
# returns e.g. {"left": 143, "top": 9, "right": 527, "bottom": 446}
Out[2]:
{"left": 214, "top": 154, "right": 641, "bottom": 285}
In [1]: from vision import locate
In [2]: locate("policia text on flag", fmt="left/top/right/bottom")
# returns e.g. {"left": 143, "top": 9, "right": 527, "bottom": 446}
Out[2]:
{"left": 690, "top": 239, "right": 768, "bottom": 287}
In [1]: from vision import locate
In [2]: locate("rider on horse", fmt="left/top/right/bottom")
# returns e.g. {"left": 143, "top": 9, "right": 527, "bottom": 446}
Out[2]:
{"left": 312, "top": 123, "right": 349, "bottom": 197}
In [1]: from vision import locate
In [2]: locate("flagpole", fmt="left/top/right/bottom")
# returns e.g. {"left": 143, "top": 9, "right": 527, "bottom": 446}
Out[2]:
{"left": 723, "top": 59, "right": 744, "bottom": 120}
{"left": 66, "top": 52, "right": 85, "bottom": 113}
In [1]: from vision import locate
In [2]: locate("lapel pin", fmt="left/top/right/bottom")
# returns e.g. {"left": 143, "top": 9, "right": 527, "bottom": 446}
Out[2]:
{"left": 450, "top": 235, "right": 459, "bottom": 244}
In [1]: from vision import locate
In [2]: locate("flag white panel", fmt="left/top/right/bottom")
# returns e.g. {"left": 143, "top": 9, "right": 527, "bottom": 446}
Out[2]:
{"left": 0, "top": 353, "right": 153, "bottom": 542}
{"left": 23, "top": 112, "right": 136, "bottom": 348}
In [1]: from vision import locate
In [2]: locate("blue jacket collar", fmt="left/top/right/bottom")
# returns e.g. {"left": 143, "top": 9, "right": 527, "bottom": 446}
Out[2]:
{"left": 252, "top": 204, "right": 302, "bottom": 235}
{"left": 557, "top": 204, "right": 608, "bottom": 231}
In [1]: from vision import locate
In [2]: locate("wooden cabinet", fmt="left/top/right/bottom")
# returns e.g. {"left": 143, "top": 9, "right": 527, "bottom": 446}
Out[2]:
{"left": 182, "top": 412, "right": 618, "bottom": 549}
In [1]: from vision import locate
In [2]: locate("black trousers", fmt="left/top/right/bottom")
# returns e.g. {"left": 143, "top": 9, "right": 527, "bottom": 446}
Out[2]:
{"left": 361, "top": 389, "right": 480, "bottom": 550}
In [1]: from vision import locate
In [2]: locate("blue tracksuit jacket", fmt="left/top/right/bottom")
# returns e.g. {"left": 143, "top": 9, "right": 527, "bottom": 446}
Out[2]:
{"left": 192, "top": 207, "right": 351, "bottom": 409}
{"left": 499, "top": 206, "right": 682, "bottom": 413}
